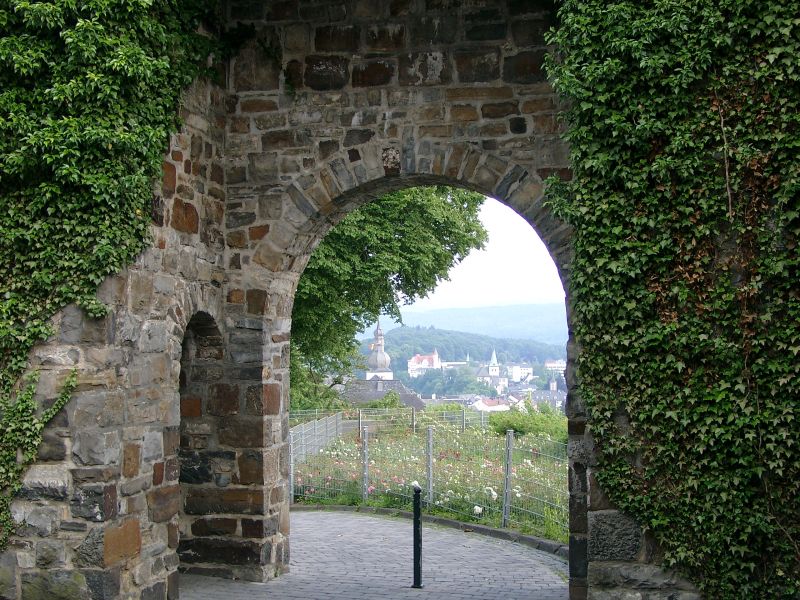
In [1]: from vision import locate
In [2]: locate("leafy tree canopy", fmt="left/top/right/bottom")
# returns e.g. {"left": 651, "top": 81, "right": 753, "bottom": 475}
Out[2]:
{"left": 290, "top": 186, "right": 487, "bottom": 408}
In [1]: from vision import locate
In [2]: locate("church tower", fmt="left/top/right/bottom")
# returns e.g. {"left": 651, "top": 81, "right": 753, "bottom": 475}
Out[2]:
{"left": 488, "top": 348, "right": 500, "bottom": 377}
{"left": 365, "top": 320, "right": 393, "bottom": 381}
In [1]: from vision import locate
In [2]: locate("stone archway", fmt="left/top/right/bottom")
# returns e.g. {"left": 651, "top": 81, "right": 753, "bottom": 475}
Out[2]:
{"left": 2, "top": 1, "right": 699, "bottom": 599}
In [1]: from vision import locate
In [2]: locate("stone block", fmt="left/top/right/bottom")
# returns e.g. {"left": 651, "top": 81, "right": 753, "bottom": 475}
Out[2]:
{"left": 511, "top": 17, "right": 552, "bottom": 47}
{"left": 235, "top": 450, "right": 264, "bottom": 485}
{"left": 20, "top": 570, "right": 89, "bottom": 600}
{"left": 343, "top": 129, "right": 375, "bottom": 147}
{"left": 122, "top": 444, "right": 141, "bottom": 479}
{"left": 139, "top": 581, "right": 166, "bottom": 600}
{"left": 180, "top": 397, "right": 202, "bottom": 418}
{"left": 35, "top": 540, "right": 65, "bottom": 567}
{"left": 304, "top": 56, "right": 350, "bottom": 91}
{"left": 233, "top": 46, "right": 280, "bottom": 91}
{"left": 410, "top": 16, "right": 457, "bottom": 46}
{"left": 178, "top": 538, "right": 265, "bottom": 566}
{"left": 366, "top": 25, "right": 406, "bottom": 51}
{"left": 147, "top": 486, "right": 181, "bottom": 523}
{"left": 455, "top": 48, "right": 500, "bottom": 83}
{"left": 82, "top": 568, "right": 121, "bottom": 600}
{"left": 314, "top": 25, "right": 360, "bottom": 52}
{"left": 73, "top": 430, "right": 120, "bottom": 466}
{"left": 503, "top": 50, "right": 547, "bottom": 84}
{"left": 352, "top": 60, "right": 395, "bottom": 87}
{"left": 19, "top": 464, "right": 70, "bottom": 500}
{"left": 170, "top": 198, "right": 199, "bottom": 234}
{"left": 208, "top": 383, "right": 240, "bottom": 416}
{"left": 588, "top": 510, "right": 642, "bottom": 561}
{"left": 588, "top": 562, "right": 699, "bottom": 592}
{"left": 103, "top": 519, "right": 141, "bottom": 566}
{"left": 75, "top": 527, "right": 104, "bottom": 567}
{"left": 143, "top": 430, "right": 164, "bottom": 462}
{"left": 0, "top": 552, "right": 16, "bottom": 599}
{"left": 190, "top": 518, "right": 237, "bottom": 536}
{"left": 466, "top": 22, "right": 507, "bottom": 42}
{"left": 70, "top": 483, "right": 117, "bottom": 522}
{"left": 399, "top": 51, "right": 451, "bottom": 86}
{"left": 218, "top": 417, "right": 266, "bottom": 448}
{"left": 184, "top": 488, "right": 264, "bottom": 515}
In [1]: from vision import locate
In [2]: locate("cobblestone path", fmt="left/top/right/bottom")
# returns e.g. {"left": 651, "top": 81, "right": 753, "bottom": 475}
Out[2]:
{"left": 181, "top": 510, "right": 568, "bottom": 600}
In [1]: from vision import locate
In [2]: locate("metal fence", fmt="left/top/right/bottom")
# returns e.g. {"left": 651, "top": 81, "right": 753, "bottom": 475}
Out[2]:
{"left": 288, "top": 409, "right": 568, "bottom": 543}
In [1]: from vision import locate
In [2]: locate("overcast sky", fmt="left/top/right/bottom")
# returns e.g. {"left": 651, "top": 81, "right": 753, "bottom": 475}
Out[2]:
{"left": 407, "top": 198, "right": 565, "bottom": 311}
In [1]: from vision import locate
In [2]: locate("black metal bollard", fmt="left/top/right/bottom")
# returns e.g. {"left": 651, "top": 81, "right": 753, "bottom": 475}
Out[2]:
{"left": 412, "top": 484, "right": 423, "bottom": 589}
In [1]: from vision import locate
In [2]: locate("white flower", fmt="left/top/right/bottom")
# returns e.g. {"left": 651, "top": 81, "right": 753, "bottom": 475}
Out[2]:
{"left": 473, "top": 505, "right": 483, "bottom": 515}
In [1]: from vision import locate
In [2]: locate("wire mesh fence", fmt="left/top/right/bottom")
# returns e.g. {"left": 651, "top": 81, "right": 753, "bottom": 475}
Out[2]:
{"left": 289, "top": 408, "right": 568, "bottom": 543}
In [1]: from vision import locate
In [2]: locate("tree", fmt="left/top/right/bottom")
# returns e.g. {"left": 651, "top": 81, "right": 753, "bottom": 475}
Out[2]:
{"left": 290, "top": 186, "right": 487, "bottom": 408}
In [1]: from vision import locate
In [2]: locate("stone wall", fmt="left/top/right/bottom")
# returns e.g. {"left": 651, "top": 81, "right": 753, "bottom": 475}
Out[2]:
{"left": 1, "top": 1, "right": 699, "bottom": 598}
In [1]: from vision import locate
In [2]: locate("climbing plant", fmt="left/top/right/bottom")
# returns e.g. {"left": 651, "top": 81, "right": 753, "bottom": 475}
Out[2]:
{"left": 547, "top": 1, "right": 799, "bottom": 596}
{"left": 0, "top": 0, "right": 218, "bottom": 549}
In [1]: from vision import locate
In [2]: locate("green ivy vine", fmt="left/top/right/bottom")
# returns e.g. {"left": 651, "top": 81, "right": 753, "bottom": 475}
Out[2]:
{"left": 0, "top": 0, "right": 220, "bottom": 550}
{"left": 547, "top": 1, "right": 799, "bottom": 596}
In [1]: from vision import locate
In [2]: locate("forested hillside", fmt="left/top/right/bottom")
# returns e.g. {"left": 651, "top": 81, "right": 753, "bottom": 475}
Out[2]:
{"left": 359, "top": 326, "right": 566, "bottom": 366}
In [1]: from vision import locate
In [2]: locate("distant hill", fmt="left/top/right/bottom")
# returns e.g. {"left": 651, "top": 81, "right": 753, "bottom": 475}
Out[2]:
{"left": 387, "top": 303, "right": 568, "bottom": 346}
{"left": 359, "top": 326, "right": 565, "bottom": 366}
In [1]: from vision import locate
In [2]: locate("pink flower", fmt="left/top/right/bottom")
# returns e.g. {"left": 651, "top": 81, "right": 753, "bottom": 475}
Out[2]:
{"left": 367, "top": 485, "right": 376, "bottom": 494}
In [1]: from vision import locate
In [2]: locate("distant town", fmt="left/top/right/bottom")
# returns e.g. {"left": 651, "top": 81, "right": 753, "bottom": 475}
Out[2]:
{"left": 343, "top": 322, "right": 567, "bottom": 413}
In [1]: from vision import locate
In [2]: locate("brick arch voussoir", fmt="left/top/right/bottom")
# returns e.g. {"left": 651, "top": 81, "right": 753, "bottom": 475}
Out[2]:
{"left": 271, "top": 142, "right": 572, "bottom": 282}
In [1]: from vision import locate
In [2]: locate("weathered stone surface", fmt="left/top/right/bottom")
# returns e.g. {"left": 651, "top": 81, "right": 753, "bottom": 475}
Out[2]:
{"left": 82, "top": 569, "right": 121, "bottom": 600}
{"left": 191, "top": 518, "right": 237, "bottom": 536}
{"left": 0, "top": 552, "right": 16, "bottom": 599}
{"left": 588, "top": 562, "right": 699, "bottom": 592}
{"left": 75, "top": 527, "right": 104, "bottom": 567}
{"left": 315, "top": 25, "right": 360, "bottom": 52}
{"left": 178, "top": 538, "right": 265, "bottom": 565}
{"left": 146, "top": 485, "right": 181, "bottom": 523}
{"left": 208, "top": 383, "right": 240, "bottom": 416}
{"left": 184, "top": 488, "right": 264, "bottom": 515}
{"left": 73, "top": 430, "right": 120, "bottom": 466}
{"left": 20, "top": 465, "right": 70, "bottom": 500}
{"left": 236, "top": 450, "right": 264, "bottom": 485}
{"left": 454, "top": 48, "right": 500, "bottom": 82}
{"left": 218, "top": 417, "right": 266, "bottom": 448}
{"left": 503, "top": 50, "right": 547, "bottom": 84}
{"left": 366, "top": 24, "right": 406, "bottom": 51}
{"left": 170, "top": 198, "right": 199, "bottom": 234}
{"left": 352, "top": 60, "right": 395, "bottom": 87}
{"left": 588, "top": 511, "right": 642, "bottom": 561}
{"left": 304, "top": 56, "right": 349, "bottom": 91}
{"left": 70, "top": 484, "right": 116, "bottom": 522}
{"left": 20, "top": 570, "right": 89, "bottom": 600}
{"left": 103, "top": 519, "right": 141, "bottom": 566}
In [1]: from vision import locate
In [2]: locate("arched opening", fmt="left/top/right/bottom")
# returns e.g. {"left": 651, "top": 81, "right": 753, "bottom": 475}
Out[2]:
{"left": 290, "top": 175, "right": 569, "bottom": 590}
{"left": 176, "top": 311, "right": 276, "bottom": 582}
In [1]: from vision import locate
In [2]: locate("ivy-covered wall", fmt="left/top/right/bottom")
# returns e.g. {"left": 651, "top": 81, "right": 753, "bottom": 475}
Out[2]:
{"left": 0, "top": 0, "right": 218, "bottom": 549}
{"left": 548, "top": 1, "right": 799, "bottom": 597}
{"left": 0, "top": 0, "right": 797, "bottom": 598}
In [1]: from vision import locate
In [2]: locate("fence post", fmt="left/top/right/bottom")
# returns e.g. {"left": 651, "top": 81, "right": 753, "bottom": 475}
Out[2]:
{"left": 362, "top": 426, "right": 369, "bottom": 502}
{"left": 426, "top": 426, "right": 434, "bottom": 507}
{"left": 358, "top": 409, "right": 362, "bottom": 435}
{"left": 289, "top": 431, "right": 294, "bottom": 504}
{"left": 411, "top": 407, "right": 416, "bottom": 434}
{"left": 461, "top": 407, "right": 466, "bottom": 432}
{"left": 502, "top": 429, "right": 514, "bottom": 528}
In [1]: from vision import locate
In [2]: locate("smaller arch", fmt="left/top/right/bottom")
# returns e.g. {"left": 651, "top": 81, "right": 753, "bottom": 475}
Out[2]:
{"left": 176, "top": 311, "right": 275, "bottom": 583}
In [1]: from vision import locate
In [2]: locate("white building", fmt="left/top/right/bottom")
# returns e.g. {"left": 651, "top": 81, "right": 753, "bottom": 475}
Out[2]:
{"left": 407, "top": 349, "right": 441, "bottom": 377}
{"left": 544, "top": 359, "right": 567, "bottom": 378}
